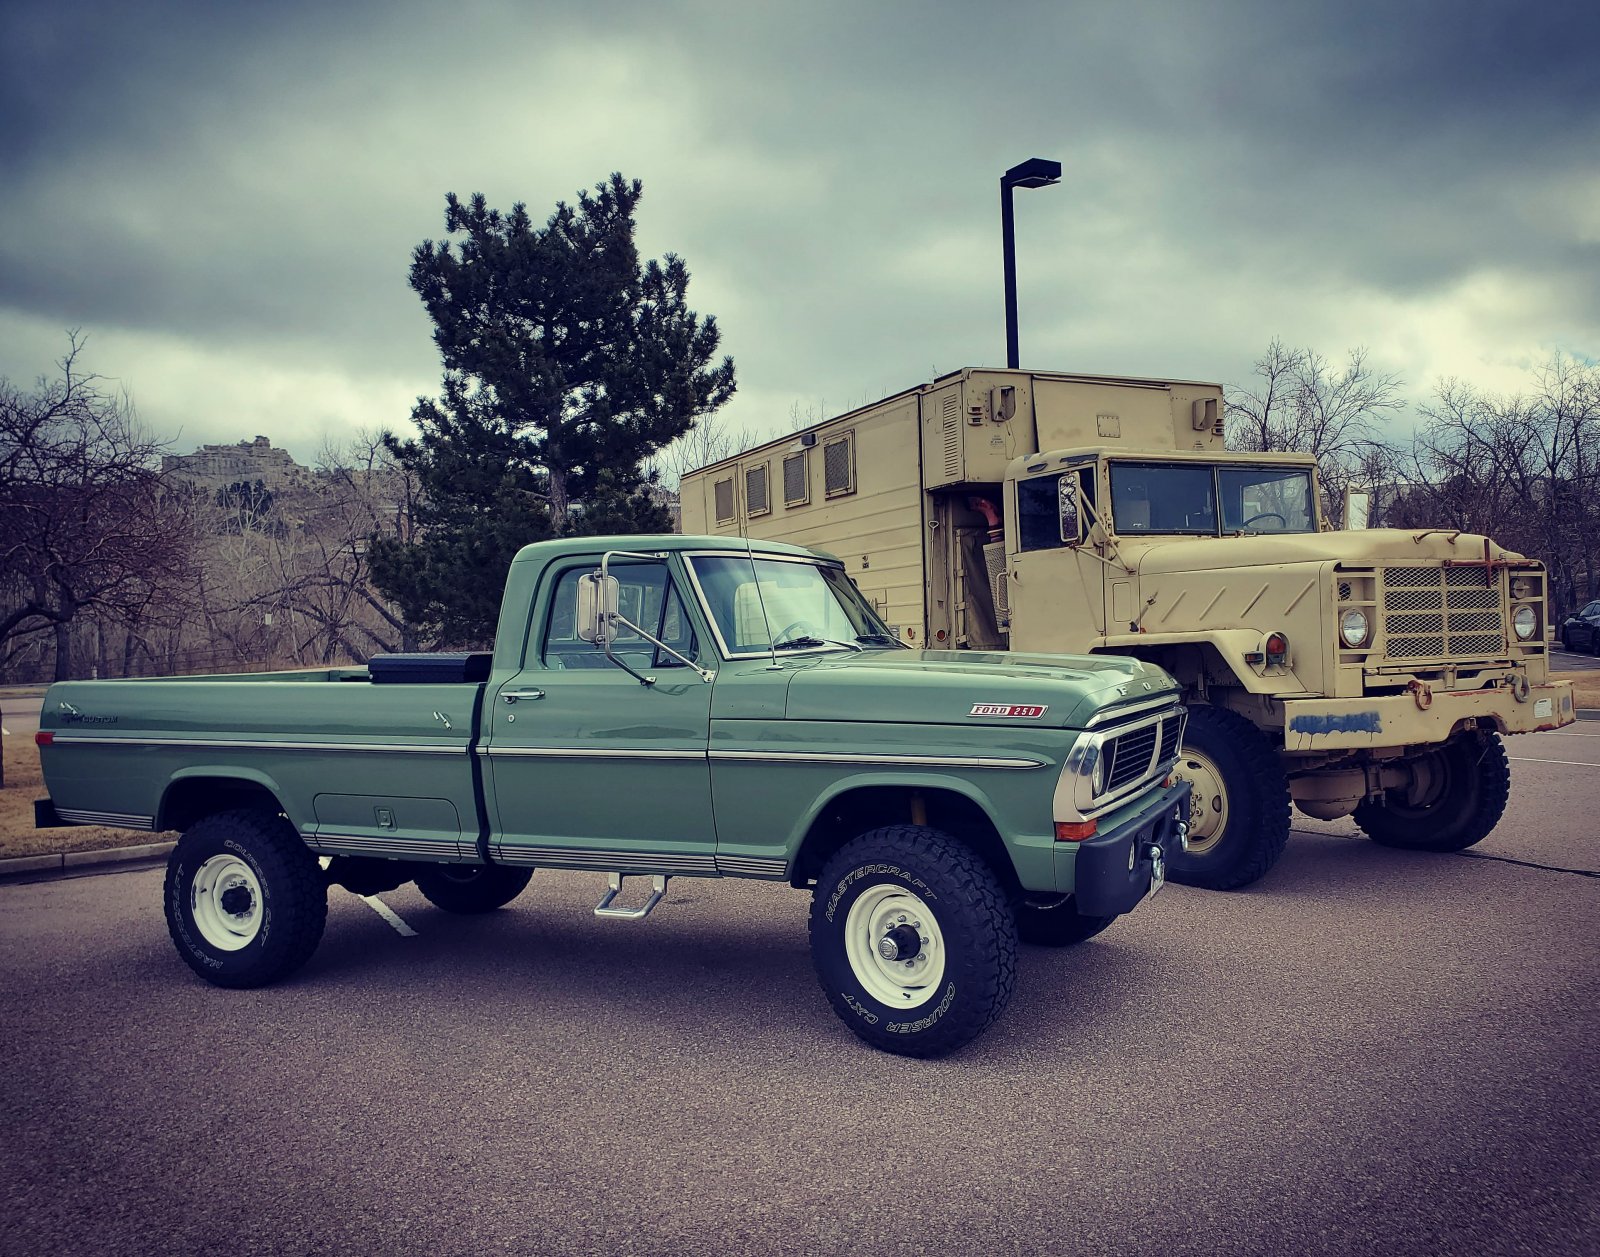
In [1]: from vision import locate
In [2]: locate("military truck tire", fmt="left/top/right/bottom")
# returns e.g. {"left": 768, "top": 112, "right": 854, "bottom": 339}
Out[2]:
{"left": 164, "top": 808, "right": 327, "bottom": 989}
{"left": 810, "top": 826, "right": 1017, "bottom": 1058}
{"left": 1167, "top": 704, "right": 1291, "bottom": 891}
{"left": 1015, "top": 896, "right": 1118, "bottom": 946}
{"left": 1353, "top": 733, "right": 1509, "bottom": 852}
{"left": 413, "top": 864, "right": 533, "bottom": 914}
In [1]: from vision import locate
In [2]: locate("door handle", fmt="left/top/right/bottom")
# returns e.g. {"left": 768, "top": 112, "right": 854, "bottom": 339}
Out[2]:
{"left": 502, "top": 689, "right": 545, "bottom": 704}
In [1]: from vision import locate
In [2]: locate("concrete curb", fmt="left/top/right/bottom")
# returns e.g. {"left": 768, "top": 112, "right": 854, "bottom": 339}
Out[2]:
{"left": 1580, "top": 709, "right": 1599, "bottom": 722}
{"left": 0, "top": 840, "right": 176, "bottom": 885}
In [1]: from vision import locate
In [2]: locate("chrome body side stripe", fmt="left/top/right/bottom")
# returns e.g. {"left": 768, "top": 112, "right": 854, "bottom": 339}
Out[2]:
{"left": 55, "top": 809, "right": 155, "bottom": 830}
{"left": 308, "top": 833, "right": 468, "bottom": 860}
{"left": 479, "top": 747, "right": 705, "bottom": 761}
{"left": 48, "top": 736, "right": 466, "bottom": 755}
{"left": 714, "top": 855, "right": 790, "bottom": 879}
{"left": 708, "top": 750, "right": 1046, "bottom": 771}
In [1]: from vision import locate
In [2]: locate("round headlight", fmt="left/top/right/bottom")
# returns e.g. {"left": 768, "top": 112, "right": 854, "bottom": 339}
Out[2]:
{"left": 1091, "top": 749, "right": 1108, "bottom": 794}
{"left": 1339, "top": 608, "right": 1370, "bottom": 648}
{"left": 1510, "top": 575, "right": 1535, "bottom": 599}
{"left": 1513, "top": 605, "right": 1537, "bottom": 641}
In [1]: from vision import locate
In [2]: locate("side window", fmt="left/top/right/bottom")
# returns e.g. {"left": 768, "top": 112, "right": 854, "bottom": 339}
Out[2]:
{"left": 1017, "top": 474, "right": 1070, "bottom": 552}
{"left": 541, "top": 564, "right": 698, "bottom": 671}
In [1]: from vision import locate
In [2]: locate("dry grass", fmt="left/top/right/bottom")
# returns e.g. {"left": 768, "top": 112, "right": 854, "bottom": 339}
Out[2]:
{"left": 0, "top": 739, "right": 176, "bottom": 860}
{"left": 1551, "top": 670, "right": 1600, "bottom": 709}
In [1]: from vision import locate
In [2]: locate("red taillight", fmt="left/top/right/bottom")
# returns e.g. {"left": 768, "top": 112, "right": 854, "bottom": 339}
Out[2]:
{"left": 35, "top": 731, "right": 53, "bottom": 746}
{"left": 1054, "top": 820, "right": 1097, "bottom": 841}
{"left": 1265, "top": 632, "right": 1289, "bottom": 663}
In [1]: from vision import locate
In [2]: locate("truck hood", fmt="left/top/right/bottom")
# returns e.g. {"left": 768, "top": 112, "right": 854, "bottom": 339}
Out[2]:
{"left": 1130, "top": 529, "right": 1528, "bottom": 576}
{"left": 782, "top": 649, "right": 1179, "bottom": 730}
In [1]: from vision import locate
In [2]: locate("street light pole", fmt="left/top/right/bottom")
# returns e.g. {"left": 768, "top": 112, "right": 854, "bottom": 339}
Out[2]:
{"left": 1000, "top": 157, "right": 1062, "bottom": 369}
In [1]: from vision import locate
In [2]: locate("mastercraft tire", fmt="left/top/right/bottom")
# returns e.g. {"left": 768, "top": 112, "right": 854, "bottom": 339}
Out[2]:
{"left": 413, "top": 864, "right": 533, "bottom": 914}
{"left": 1353, "top": 733, "right": 1510, "bottom": 852}
{"left": 164, "top": 809, "right": 328, "bottom": 989}
{"left": 1167, "top": 704, "right": 1292, "bottom": 891}
{"left": 1015, "top": 896, "right": 1118, "bottom": 947}
{"left": 809, "top": 826, "right": 1017, "bottom": 1058}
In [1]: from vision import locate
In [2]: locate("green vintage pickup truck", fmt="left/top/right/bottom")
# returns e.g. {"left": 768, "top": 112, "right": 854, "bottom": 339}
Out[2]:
{"left": 37, "top": 535, "right": 1189, "bottom": 1056}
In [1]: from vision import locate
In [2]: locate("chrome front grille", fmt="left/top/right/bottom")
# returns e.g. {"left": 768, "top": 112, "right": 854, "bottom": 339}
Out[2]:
{"left": 1381, "top": 566, "right": 1504, "bottom": 660}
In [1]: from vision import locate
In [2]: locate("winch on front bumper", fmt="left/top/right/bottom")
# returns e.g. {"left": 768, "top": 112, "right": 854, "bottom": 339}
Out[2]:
{"left": 1057, "top": 780, "right": 1191, "bottom": 916}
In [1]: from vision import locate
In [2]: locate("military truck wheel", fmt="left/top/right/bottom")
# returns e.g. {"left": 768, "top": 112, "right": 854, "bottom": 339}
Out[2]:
{"left": 1353, "top": 733, "right": 1509, "bottom": 852}
{"left": 1167, "top": 704, "right": 1291, "bottom": 891}
{"left": 164, "top": 809, "right": 327, "bottom": 989}
{"left": 1015, "top": 896, "right": 1118, "bottom": 946}
{"left": 809, "top": 826, "right": 1017, "bottom": 1057}
{"left": 413, "top": 864, "right": 533, "bottom": 914}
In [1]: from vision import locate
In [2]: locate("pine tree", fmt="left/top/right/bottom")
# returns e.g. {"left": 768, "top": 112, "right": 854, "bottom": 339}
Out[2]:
{"left": 370, "top": 174, "right": 735, "bottom": 645}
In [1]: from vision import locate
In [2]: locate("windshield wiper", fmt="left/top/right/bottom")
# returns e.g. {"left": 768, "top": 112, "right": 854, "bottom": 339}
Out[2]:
{"left": 772, "top": 635, "right": 864, "bottom": 653}
{"left": 854, "top": 631, "right": 905, "bottom": 648}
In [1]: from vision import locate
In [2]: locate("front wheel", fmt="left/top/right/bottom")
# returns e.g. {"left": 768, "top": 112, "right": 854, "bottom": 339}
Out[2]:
{"left": 164, "top": 809, "right": 328, "bottom": 989}
{"left": 413, "top": 864, "right": 533, "bottom": 914}
{"left": 809, "top": 826, "right": 1017, "bottom": 1057}
{"left": 1167, "top": 704, "right": 1292, "bottom": 891}
{"left": 1353, "top": 733, "right": 1509, "bottom": 852}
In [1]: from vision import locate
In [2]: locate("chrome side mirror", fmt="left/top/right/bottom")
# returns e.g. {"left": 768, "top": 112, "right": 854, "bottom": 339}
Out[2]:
{"left": 575, "top": 572, "right": 620, "bottom": 643}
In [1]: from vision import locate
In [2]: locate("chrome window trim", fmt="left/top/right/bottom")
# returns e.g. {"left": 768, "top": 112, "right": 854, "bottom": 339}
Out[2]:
{"left": 681, "top": 550, "right": 881, "bottom": 662}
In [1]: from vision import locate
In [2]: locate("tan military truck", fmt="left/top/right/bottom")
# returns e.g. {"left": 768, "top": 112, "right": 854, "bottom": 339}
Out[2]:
{"left": 680, "top": 367, "right": 1576, "bottom": 889}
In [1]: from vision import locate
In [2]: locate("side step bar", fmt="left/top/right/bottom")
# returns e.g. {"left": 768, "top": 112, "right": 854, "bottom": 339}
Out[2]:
{"left": 594, "top": 873, "right": 669, "bottom": 920}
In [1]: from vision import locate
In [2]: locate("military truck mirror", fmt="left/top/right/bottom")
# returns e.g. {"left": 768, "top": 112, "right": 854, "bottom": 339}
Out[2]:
{"left": 1343, "top": 489, "right": 1371, "bottom": 530}
{"left": 575, "top": 572, "right": 620, "bottom": 643}
{"left": 1058, "top": 475, "right": 1081, "bottom": 542}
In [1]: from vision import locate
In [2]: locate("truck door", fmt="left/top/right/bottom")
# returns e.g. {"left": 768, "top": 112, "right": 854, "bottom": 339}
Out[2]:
{"left": 483, "top": 556, "right": 717, "bottom": 874}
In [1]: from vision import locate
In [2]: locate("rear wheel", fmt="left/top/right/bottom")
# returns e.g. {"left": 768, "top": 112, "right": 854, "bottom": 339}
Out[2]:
{"left": 1167, "top": 704, "right": 1291, "bottom": 890}
{"left": 1354, "top": 733, "right": 1509, "bottom": 852}
{"left": 164, "top": 809, "right": 327, "bottom": 989}
{"left": 413, "top": 864, "right": 532, "bottom": 914}
{"left": 809, "top": 826, "right": 1016, "bottom": 1057}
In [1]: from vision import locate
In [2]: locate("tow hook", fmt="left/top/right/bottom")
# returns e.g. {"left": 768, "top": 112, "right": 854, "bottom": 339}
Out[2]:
{"left": 1408, "top": 680, "right": 1433, "bottom": 711}
{"left": 1175, "top": 818, "right": 1190, "bottom": 852}
{"left": 1146, "top": 842, "right": 1167, "bottom": 897}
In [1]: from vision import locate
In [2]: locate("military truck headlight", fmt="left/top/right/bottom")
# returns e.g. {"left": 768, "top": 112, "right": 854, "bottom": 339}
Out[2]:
{"left": 1510, "top": 575, "right": 1535, "bottom": 599}
{"left": 1339, "top": 609, "right": 1370, "bottom": 648}
{"left": 1513, "top": 605, "right": 1538, "bottom": 641}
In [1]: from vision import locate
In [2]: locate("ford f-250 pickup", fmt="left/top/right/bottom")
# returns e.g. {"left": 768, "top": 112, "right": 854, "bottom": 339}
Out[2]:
{"left": 36, "top": 535, "right": 1189, "bottom": 1056}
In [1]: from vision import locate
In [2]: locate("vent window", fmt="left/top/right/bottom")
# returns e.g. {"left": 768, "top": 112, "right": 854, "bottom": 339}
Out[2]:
{"left": 713, "top": 476, "right": 736, "bottom": 525}
{"left": 745, "top": 463, "right": 770, "bottom": 517}
{"left": 782, "top": 451, "right": 809, "bottom": 506}
{"left": 823, "top": 431, "right": 856, "bottom": 498}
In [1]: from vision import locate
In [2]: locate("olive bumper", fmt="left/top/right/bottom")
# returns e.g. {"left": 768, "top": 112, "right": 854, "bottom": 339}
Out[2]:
{"left": 1060, "top": 781, "right": 1190, "bottom": 916}
{"left": 1282, "top": 680, "right": 1575, "bottom": 752}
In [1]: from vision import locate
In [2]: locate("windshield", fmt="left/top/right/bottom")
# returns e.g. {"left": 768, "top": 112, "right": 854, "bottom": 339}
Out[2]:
{"left": 687, "top": 554, "right": 902, "bottom": 656}
{"left": 1109, "top": 462, "right": 1316, "bottom": 535}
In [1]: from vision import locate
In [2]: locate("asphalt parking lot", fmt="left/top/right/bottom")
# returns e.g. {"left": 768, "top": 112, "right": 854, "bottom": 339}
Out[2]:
{"left": 2, "top": 728, "right": 1597, "bottom": 1257}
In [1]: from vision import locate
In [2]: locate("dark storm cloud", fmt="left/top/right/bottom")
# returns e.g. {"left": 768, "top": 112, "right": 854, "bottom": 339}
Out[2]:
{"left": 0, "top": 0, "right": 1595, "bottom": 452}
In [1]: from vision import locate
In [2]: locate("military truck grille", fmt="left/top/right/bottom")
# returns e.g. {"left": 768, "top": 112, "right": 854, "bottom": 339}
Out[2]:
{"left": 1381, "top": 566, "right": 1503, "bottom": 660}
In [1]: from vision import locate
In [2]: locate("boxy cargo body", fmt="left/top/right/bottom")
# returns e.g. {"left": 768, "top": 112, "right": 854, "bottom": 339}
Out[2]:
{"left": 682, "top": 367, "right": 1576, "bottom": 890}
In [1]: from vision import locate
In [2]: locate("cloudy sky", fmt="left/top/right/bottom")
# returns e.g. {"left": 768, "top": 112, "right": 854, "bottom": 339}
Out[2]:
{"left": 2, "top": 0, "right": 1596, "bottom": 469}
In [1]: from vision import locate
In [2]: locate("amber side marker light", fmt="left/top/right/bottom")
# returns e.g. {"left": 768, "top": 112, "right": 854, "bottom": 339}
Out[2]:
{"left": 1054, "top": 820, "right": 1097, "bottom": 841}
{"left": 35, "top": 732, "right": 53, "bottom": 746}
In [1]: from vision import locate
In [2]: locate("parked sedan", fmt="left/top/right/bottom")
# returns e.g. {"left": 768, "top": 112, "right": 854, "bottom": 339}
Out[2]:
{"left": 1560, "top": 600, "right": 1600, "bottom": 653}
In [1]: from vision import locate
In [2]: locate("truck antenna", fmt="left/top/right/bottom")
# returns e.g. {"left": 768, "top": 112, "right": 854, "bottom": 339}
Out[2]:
{"left": 744, "top": 535, "right": 782, "bottom": 670}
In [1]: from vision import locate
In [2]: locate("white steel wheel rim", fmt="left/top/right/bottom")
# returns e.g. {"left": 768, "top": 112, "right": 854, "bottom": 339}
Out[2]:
{"left": 843, "top": 884, "right": 946, "bottom": 1010}
{"left": 191, "top": 854, "right": 264, "bottom": 951}
{"left": 1174, "top": 750, "right": 1230, "bottom": 855}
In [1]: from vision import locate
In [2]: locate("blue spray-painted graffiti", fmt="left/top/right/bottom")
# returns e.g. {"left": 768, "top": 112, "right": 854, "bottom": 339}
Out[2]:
{"left": 1289, "top": 711, "right": 1383, "bottom": 736}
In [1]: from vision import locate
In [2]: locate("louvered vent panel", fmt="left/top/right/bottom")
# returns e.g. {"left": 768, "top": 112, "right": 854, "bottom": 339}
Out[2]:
{"left": 942, "top": 394, "right": 960, "bottom": 479}
{"left": 713, "top": 477, "right": 735, "bottom": 523}
{"left": 745, "top": 464, "right": 770, "bottom": 515}
{"left": 824, "top": 434, "right": 854, "bottom": 496}
{"left": 782, "top": 452, "right": 809, "bottom": 505}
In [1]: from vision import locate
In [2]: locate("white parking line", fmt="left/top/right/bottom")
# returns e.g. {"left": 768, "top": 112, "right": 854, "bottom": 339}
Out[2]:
{"left": 360, "top": 895, "right": 419, "bottom": 937}
{"left": 1510, "top": 756, "right": 1600, "bottom": 769}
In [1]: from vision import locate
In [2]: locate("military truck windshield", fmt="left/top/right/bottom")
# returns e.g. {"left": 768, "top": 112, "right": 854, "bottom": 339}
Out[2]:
{"left": 1109, "top": 462, "right": 1315, "bottom": 535}
{"left": 688, "top": 554, "right": 902, "bottom": 657}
